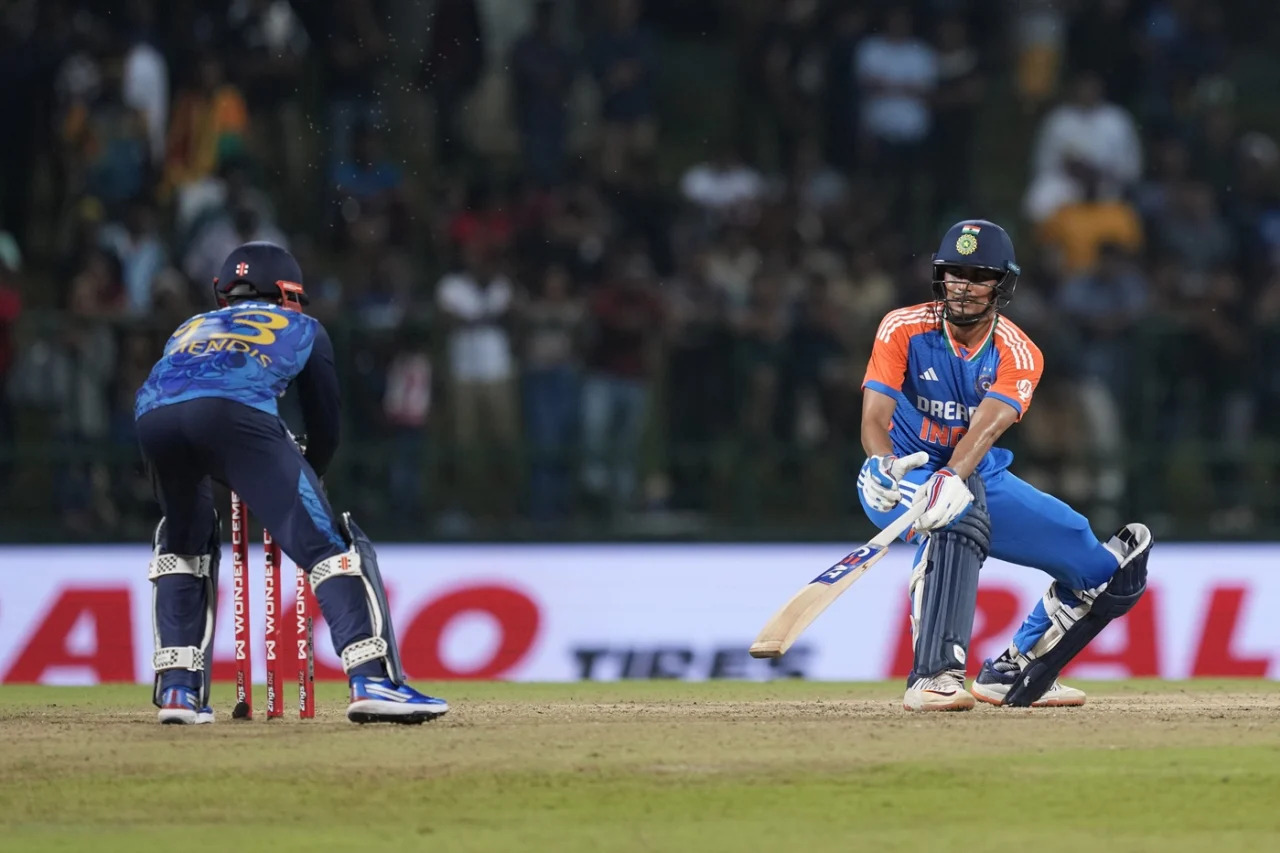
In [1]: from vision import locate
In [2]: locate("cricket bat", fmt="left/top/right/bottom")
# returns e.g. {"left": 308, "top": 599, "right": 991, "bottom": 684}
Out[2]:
{"left": 749, "top": 501, "right": 927, "bottom": 658}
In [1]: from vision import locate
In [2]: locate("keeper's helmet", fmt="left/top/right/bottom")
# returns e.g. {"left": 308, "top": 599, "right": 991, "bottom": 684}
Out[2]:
{"left": 931, "top": 219, "right": 1020, "bottom": 326}
{"left": 213, "top": 242, "right": 308, "bottom": 311}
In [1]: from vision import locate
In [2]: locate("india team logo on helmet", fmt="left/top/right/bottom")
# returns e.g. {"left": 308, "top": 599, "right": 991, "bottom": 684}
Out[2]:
{"left": 955, "top": 224, "right": 981, "bottom": 256}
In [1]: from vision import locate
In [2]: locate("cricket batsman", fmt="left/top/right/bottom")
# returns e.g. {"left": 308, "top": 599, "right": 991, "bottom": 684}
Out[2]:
{"left": 857, "top": 220, "right": 1152, "bottom": 711}
{"left": 135, "top": 242, "right": 448, "bottom": 724}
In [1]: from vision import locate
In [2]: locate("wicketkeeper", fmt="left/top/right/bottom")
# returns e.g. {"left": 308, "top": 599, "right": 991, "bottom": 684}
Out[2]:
{"left": 135, "top": 242, "right": 448, "bottom": 724}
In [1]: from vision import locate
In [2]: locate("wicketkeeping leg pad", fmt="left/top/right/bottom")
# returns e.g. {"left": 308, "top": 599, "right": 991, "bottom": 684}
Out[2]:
{"left": 309, "top": 513, "right": 406, "bottom": 682}
{"left": 150, "top": 516, "right": 221, "bottom": 707}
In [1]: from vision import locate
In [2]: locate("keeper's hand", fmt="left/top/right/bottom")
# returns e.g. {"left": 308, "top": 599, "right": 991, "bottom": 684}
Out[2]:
{"left": 912, "top": 467, "right": 973, "bottom": 532}
{"left": 859, "top": 451, "right": 929, "bottom": 513}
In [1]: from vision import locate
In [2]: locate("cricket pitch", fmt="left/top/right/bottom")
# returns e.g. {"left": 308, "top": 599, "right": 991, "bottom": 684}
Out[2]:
{"left": 1, "top": 680, "right": 1278, "bottom": 852}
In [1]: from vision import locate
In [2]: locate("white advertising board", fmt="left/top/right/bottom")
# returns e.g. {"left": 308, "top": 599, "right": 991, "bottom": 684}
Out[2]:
{"left": 0, "top": 543, "right": 1276, "bottom": 683}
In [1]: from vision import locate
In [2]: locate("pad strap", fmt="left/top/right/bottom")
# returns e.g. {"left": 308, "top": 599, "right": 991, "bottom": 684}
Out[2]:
{"left": 341, "top": 637, "right": 389, "bottom": 673}
{"left": 154, "top": 646, "right": 205, "bottom": 672}
{"left": 148, "top": 553, "right": 213, "bottom": 581}
{"left": 309, "top": 550, "right": 362, "bottom": 590}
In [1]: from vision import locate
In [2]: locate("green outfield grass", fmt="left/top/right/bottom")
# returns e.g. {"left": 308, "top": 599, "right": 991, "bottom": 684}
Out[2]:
{"left": 1, "top": 681, "right": 1278, "bottom": 852}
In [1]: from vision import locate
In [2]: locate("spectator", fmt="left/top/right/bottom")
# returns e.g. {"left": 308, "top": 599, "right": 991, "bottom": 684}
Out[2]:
{"left": 447, "top": 176, "right": 515, "bottom": 255}
{"left": 61, "top": 58, "right": 151, "bottom": 215}
{"left": 382, "top": 329, "right": 433, "bottom": 527}
{"left": 1058, "top": 243, "right": 1150, "bottom": 400}
{"left": 1011, "top": 0, "right": 1067, "bottom": 113}
{"left": 53, "top": 249, "right": 122, "bottom": 534}
{"left": 776, "top": 275, "right": 850, "bottom": 450}
{"left": 1025, "top": 71, "right": 1142, "bottom": 223}
{"left": 703, "top": 224, "right": 762, "bottom": 315}
{"left": 225, "top": 0, "right": 310, "bottom": 203}
{"left": 737, "top": 265, "right": 791, "bottom": 441}
{"left": 511, "top": 0, "right": 575, "bottom": 187}
{"left": 163, "top": 53, "right": 249, "bottom": 197}
{"left": 587, "top": 0, "right": 658, "bottom": 178}
{"left": 330, "top": 121, "right": 407, "bottom": 251}
{"left": 121, "top": 3, "right": 170, "bottom": 166}
{"left": 99, "top": 200, "right": 168, "bottom": 316}
{"left": 580, "top": 251, "right": 664, "bottom": 513}
{"left": 789, "top": 136, "right": 848, "bottom": 216}
{"left": 679, "top": 144, "right": 765, "bottom": 225}
{"left": 608, "top": 156, "right": 676, "bottom": 275}
{"left": 1056, "top": 243, "right": 1150, "bottom": 501}
{"left": 436, "top": 244, "right": 519, "bottom": 519}
{"left": 1036, "top": 163, "right": 1144, "bottom": 276}
{"left": 519, "top": 263, "right": 585, "bottom": 525}
{"left": 854, "top": 7, "right": 937, "bottom": 229}
{"left": 183, "top": 203, "right": 287, "bottom": 285}
{"left": 1150, "top": 180, "right": 1236, "bottom": 273}
{"left": 664, "top": 249, "right": 735, "bottom": 511}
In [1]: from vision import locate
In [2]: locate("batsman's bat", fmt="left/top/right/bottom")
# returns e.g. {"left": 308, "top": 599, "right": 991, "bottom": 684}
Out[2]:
{"left": 749, "top": 501, "right": 927, "bottom": 658}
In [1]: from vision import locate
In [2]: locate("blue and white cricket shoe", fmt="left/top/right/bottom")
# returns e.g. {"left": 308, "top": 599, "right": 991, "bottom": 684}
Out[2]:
{"left": 347, "top": 676, "right": 449, "bottom": 724}
{"left": 157, "top": 686, "right": 215, "bottom": 725}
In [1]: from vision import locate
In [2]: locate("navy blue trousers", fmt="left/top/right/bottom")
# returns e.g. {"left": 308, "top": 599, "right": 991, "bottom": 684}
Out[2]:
{"left": 137, "top": 397, "right": 346, "bottom": 567}
{"left": 138, "top": 397, "right": 382, "bottom": 688}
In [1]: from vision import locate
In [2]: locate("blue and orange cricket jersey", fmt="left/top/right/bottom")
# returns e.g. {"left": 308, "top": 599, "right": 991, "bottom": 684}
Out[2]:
{"left": 862, "top": 303, "right": 1044, "bottom": 477}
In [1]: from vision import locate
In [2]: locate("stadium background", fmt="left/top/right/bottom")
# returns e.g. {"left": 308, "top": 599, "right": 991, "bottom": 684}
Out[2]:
{"left": 1, "top": 0, "right": 1279, "bottom": 547}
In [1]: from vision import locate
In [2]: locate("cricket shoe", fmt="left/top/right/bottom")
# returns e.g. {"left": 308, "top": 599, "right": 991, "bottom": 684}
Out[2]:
{"left": 904, "top": 669, "right": 975, "bottom": 711}
{"left": 971, "top": 655, "right": 1086, "bottom": 708}
{"left": 157, "top": 686, "right": 215, "bottom": 725}
{"left": 347, "top": 676, "right": 449, "bottom": 724}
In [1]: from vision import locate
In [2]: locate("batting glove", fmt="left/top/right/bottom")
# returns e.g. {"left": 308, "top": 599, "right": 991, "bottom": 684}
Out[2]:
{"left": 912, "top": 467, "right": 973, "bottom": 532}
{"left": 859, "top": 451, "right": 929, "bottom": 513}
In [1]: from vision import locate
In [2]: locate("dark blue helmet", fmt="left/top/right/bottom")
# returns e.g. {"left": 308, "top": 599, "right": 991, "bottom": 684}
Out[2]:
{"left": 213, "top": 241, "right": 308, "bottom": 311}
{"left": 931, "top": 219, "right": 1020, "bottom": 325}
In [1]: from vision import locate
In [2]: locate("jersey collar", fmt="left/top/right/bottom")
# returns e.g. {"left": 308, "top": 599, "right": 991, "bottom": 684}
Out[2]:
{"left": 942, "top": 314, "right": 997, "bottom": 362}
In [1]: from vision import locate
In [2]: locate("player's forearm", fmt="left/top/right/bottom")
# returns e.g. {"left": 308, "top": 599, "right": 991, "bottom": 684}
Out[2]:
{"left": 860, "top": 388, "right": 898, "bottom": 457}
{"left": 861, "top": 420, "right": 893, "bottom": 458}
{"left": 946, "top": 400, "right": 1016, "bottom": 478}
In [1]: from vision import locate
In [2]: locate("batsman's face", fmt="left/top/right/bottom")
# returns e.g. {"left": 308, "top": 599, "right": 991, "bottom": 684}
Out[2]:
{"left": 942, "top": 269, "right": 997, "bottom": 316}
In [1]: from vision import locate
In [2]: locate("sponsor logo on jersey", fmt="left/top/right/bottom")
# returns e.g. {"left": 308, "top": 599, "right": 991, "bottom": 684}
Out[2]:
{"left": 916, "top": 396, "right": 975, "bottom": 424}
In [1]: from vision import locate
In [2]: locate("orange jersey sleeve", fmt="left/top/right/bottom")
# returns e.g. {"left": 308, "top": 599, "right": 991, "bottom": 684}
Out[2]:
{"left": 988, "top": 320, "right": 1044, "bottom": 419}
{"left": 863, "top": 305, "right": 937, "bottom": 393}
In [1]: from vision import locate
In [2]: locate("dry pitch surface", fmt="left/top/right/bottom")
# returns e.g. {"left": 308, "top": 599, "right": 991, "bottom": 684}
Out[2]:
{"left": 1, "top": 681, "right": 1278, "bottom": 853}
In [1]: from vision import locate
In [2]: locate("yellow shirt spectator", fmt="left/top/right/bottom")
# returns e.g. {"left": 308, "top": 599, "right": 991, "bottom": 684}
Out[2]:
{"left": 1036, "top": 198, "right": 1144, "bottom": 275}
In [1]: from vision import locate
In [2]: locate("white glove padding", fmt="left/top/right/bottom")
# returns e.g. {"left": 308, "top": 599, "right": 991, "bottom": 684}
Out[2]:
{"left": 860, "top": 451, "right": 930, "bottom": 513}
{"left": 912, "top": 467, "right": 974, "bottom": 532}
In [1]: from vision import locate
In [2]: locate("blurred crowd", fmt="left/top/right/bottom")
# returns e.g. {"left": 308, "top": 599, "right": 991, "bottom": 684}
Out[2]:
{"left": 1, "top": 0, "right": 1279, "bottom": 541}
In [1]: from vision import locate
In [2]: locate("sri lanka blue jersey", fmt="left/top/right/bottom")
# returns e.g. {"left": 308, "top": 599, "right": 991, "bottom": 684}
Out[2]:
{"left": 862, "top": 303, "right": 1044, "bottom": 476}
{"left": 136, "top": 301, "right": 323, "bottom": 419}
